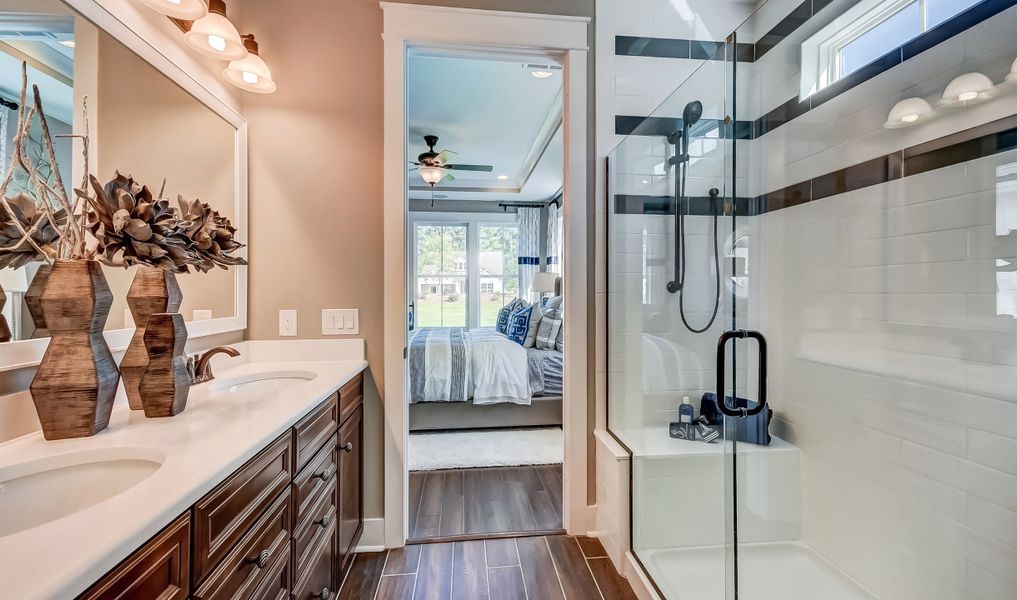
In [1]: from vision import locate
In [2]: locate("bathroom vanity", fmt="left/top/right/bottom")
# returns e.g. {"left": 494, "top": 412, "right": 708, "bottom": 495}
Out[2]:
{"left": 0, "top": 341, "right": 369, "bottom": 600}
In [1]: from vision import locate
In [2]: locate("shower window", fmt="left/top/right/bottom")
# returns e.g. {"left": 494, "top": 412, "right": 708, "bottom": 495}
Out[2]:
{"left": 800, "top": 0, "right": 983, "bottom": 96}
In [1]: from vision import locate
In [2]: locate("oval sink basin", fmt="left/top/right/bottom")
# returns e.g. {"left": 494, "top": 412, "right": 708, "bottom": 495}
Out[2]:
{"left": 210, "top": 370, "right": 317, "bottom": 395}
{"left": 0, "top": 448, "right": 164, "bottom": 537}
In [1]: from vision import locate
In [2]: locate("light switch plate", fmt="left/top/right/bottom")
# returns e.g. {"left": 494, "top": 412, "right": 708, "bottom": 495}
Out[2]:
{"left": 279, "top": 309, "right": 297, "bottom": 336}
{"left": 322, "top": 309, "right": 359, "bottom": 335}
{"left": 192, "top": 309, "right": 213, "bottom": 321}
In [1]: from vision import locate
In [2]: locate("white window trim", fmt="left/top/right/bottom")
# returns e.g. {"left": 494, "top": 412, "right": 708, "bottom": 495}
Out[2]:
{"left": 409, "top": 211, "right": 518, "bottom": 329}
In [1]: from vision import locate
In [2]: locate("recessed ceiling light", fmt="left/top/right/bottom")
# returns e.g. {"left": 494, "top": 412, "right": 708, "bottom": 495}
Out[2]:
{"left": 531, "top": 70, "right": 554, "bottom": 79}
{"left": 59, "top": 40, "right": 75, "bottom": 48}
{"left": 497, "top": 174, "right": 509, "bottom": 180}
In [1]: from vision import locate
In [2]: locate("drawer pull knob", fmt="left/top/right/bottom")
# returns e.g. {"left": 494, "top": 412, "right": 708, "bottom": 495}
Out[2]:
{"left": 318, "top": 588, "right": 331, "bottom": 600}
{"left": 343, "top": 442, "right": 353, "bottom": 453}
{"left": 312, "top": 467, "right": 332, "bottom": 481}
{"left": 247, "top": 549, "right": 271, "bottom": 569}
{"left": 315, "top": 513, "right": 332, "bottom": 528}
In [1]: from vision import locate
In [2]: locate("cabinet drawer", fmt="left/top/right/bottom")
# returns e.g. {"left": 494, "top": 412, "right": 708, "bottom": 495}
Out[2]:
{"left": 78, "top": 513, "right": 190, "bottom": 600}
{"left": 193, "top": 433, "right": 292, "bottom": 583}
{"left": 248, "top": 539, "right": 291, "bottom": 600}
{"left": 293, "top": 394, "right": 338, "bottom": 473}
{"left": 338, "top": 373, "right": 363, "bottom": 425}
{"left": 292, "top": 520, "right": 337, "bottom": 600}
{"left": 293, "top": 434, "right": 337, "bottom": 529}
{"left": 293, "top": 481, "right": 337, "bottom": 577}
{"left": 193, "top": 490, "right": 291, "bottom": 600}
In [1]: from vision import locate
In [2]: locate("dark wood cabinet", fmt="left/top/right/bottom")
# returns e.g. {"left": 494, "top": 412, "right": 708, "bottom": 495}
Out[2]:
{"left": 337, "top": 405, "right": 363, "bottom": 576}
{"left": 77, "top": 371, "right": 365, "bottom": 600}
{"left": 78, "top": 514, "right": 191, "bottom": 600}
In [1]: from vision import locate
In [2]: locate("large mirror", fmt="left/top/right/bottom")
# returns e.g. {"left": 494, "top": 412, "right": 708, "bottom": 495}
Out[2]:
{"left": 0, "top": 0, "right": 242, "bottom": 343}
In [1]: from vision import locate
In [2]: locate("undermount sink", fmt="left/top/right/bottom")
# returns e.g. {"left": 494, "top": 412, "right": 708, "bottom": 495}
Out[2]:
{"left": 209, "top": 370, "right": 318, "bottom": 395}
{"left": 0, "top": 448, "right": 164, "bottom": 537}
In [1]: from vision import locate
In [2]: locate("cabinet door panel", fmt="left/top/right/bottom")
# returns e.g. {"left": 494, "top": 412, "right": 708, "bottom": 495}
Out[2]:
{"left": 337, "top": 406, "right": 363, "bottom": 572}
{"left": 292, "top": 521, "right": 337, "bottom": 600}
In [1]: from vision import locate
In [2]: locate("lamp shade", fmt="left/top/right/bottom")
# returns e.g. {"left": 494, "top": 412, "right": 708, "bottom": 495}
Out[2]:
{"left": 1006, "top": 57, "right": 1017, "bottom": 83}
{"left": 532, "top": 272, "right": 559, "bottom": 294}
{"left": 884, "top": 97, "right": 934, "bottom": 128}
{"left": 183, "top": 0, "right": 246, "bottom": 60}
{"left": 136, "top": 0, "right": 208, "bottom": 20}
{"left": 940, "top": 72, "right": 995, "bottom": 106}
{"left": 417, "top": 166, "right": 446, "bottom": 186}
{"left": 224, "top": 35, "right": 276, "bottom": 93}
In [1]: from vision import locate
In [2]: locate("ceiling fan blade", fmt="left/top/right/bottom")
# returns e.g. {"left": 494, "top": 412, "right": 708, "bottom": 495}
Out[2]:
{"left": 441, "top": 173, "right": 456, "bottom": 182}
{"left": 436, "top": 150, "right": 457, "bottom": 164}
{"left": 446, "top": 164, "right": 494, "bottom": 172}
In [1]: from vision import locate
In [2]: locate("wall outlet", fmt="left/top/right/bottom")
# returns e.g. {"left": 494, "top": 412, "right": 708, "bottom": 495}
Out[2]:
{"left": 322, "top": 309, "right": 359, "bottom": 335}
{"left": 279, "top": 309, "right": 297, "bottom": 336}
{"left": 192, "top": 309, "right": 213, "bottom": 321}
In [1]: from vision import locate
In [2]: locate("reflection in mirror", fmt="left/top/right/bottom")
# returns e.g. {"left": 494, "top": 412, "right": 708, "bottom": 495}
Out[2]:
{"left": 0, "top": 0, "right": 238, "bottom": 341}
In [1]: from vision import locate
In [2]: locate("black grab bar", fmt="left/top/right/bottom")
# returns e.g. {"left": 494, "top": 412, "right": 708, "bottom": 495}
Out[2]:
{"left": 715, "top": 329, "right": 768, "bottom": 417}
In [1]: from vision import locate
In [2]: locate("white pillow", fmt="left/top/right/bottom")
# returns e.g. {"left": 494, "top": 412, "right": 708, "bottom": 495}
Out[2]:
{"left": 555, "top": 302, "right": 565, "bottom": 351}
{"left": 522, "top": 304, "right": 543, "bottom": 348}
{"left": 536, "top": 316, "right": 561, "bottom": 350}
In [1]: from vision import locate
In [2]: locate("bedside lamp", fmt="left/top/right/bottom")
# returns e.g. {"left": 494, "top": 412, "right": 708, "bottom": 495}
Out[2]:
{"left": 531, "top": 272, "right": 560, "bottom": 303}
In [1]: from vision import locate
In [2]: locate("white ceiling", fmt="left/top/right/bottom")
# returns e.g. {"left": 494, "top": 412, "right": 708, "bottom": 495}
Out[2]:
{"left": 0, "top": 7, "right": 75, "bottom": 124}
{"left": 406, "top": 51, "right": 564, "bottom": 203}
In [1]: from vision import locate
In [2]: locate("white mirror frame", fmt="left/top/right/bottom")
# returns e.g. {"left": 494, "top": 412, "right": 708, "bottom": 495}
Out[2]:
{"left": 0, "top": 0, "right": 248, "bottom": 372}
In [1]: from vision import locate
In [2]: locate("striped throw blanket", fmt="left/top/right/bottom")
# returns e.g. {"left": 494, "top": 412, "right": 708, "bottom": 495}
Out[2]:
{"left": 409, "top": 328, "right": 471, "bottom": 403}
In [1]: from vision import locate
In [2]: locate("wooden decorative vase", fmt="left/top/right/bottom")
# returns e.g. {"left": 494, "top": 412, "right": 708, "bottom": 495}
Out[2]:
{"left": 0, "top": 284, "right": 10, "bottom": 343}
{"left": 29, "top": 259, "right": 120, "bottom": 440}
{"left": 121, "top": 267, "right": 182, "bottom": 410}
{"left": 139, "top": 312, "right": 190, "bottom": 418}
{"left": 25, "top": 264, "right": 52, "bottom": 338}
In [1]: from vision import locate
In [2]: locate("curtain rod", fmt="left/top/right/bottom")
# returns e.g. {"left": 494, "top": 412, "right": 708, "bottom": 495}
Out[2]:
{"left": 498, "top": 198, "right": 561, "bottom": 212}
{"left": 0, "top": 97, "right": 18, "bottom": 111}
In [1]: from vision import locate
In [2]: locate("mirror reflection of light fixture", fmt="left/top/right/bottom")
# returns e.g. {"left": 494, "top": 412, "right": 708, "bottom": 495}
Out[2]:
{"left": 224, "top": 35, "right": 276, "bottom": 93}
{"left": 531, "top": 70, "right": 554, "bottom": 78}
{"left": 136, "top": 0, "right": 209, "bottom": 20}
{"left": 884, "top": 97, "right": 934, "bottom": 128}
{"left": 417, "top": 165, "right": 446, "bottom": 186}
{"left": 184, "top": 0, "right": 246, "bottom": 60}
{"left": 940, "top": 72, "right": 995, "bottom": 106}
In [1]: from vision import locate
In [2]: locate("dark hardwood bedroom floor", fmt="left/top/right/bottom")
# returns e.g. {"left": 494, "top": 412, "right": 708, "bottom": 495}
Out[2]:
{"left": 338, "top": 535, "right": 638, "bottom": 600}
{"left": 408, "top": 465, "right": 564, "bottom": 541}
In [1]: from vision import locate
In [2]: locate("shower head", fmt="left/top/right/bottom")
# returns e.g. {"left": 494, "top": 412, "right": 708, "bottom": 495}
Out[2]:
{"left": 683, "top": 100, "right": 703, "bottom": 127}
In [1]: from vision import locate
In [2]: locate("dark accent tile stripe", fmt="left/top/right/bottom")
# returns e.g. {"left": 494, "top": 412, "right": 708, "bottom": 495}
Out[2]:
{"left": 755, "top": 0, "right": 812, "bottom": 60}
{"left": 614, "top": 194, "right": 750, "bottom": 216}
{"left": 616, "top": 35, "right": 690, "bottom": 59}
{"left": 691, "top": 40, "right": 724, "bottom": 60}
{"left": 903, "top": 115, "right": 1017, "bottom": 176}
{"left": 615, "top": 115, "right": 754, "bottom": 139}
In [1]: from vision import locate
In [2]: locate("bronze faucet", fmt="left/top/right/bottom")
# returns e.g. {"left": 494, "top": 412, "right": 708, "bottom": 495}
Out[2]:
{"left": 189, "top": 346, "right": 241, "bottom": 384}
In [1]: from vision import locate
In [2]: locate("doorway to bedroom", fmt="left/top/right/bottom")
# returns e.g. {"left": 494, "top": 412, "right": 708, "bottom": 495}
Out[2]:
{"left": 404, "top": 49, "right": 566, "bottom": 542}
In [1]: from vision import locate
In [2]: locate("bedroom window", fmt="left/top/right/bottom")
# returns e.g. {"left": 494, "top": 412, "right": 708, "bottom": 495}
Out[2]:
{"left": 800, "top": 0, "right": 982, "bottom": 98}
{"left": 415, "top": 224, "right": 468, "bottom": 328}
{"left": 479, "top": 225, "right": 520, "bottom": 326}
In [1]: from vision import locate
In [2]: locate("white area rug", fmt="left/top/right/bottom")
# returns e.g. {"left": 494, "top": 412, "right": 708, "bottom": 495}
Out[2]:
{"left": 409, "top": 427, "right": 563, "bottom": 471}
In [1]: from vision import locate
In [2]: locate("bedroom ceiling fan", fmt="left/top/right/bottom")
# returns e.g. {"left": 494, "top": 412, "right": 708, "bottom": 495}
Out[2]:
{"left": 410, "top": 134, "right": 494, "bottom": 189}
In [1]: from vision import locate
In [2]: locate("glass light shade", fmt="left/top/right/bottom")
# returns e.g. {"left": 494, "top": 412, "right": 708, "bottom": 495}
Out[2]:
{"left": 184, "top": 12, "right": 246, "bottom": 60}
{"left": 884, "top": 97, "right": 934, "bottom": 128}
{"left": 939, "top": 72, "right": 995, "bottom": 106}
{"left": 136, "top": 0, "right": 208, "bottom": 20}
{"left": 417, "top": 166, "right": 446, "bottom": 185}
{"left": 224, "top": 53, "right": 276, "bottom": 93}
{"left": 1006, "top": 57, "right": 1017, "bottom": 83}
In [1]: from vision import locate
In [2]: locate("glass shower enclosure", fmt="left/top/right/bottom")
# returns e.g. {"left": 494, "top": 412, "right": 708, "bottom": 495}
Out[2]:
{"left": 607, "top": 0, "right": 1017, "bottom": 598}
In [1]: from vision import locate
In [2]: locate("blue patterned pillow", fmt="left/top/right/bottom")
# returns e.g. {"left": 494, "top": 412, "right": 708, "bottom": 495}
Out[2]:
{"left": 496, "top": 298, "right": 524, "bottom": 334}
{"left": 506, "top": 302, "right": 532, "bottom": 345}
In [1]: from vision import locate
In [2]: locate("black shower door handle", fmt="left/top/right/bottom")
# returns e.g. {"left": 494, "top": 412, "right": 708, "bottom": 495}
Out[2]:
{"left": 715, "top": 329, "right": 768, "bottom": 417}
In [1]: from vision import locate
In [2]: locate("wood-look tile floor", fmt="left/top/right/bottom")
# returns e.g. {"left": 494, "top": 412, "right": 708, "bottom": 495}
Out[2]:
{"left": 408, "top": 466, "right": 564, "bottom": 541}
{"left": 338, "top": 535, "right": 638, "bottom": 600}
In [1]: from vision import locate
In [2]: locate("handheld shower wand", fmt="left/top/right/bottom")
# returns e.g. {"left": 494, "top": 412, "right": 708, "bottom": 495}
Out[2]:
{"left": 666, "top": 100, "right": 721, "bottom": 334}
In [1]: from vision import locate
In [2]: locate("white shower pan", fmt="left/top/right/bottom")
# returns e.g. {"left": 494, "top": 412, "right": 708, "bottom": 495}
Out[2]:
{"left": 641, "top": 542, "right": 880, "bottom": 600}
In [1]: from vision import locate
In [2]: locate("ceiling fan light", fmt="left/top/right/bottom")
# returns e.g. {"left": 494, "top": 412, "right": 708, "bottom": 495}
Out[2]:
{"left": 136, "top": 0, "right": 208, "bottom": 20}
{"left": 418, "top": 166, "right": 446, "bottom": 185}
{"left": 224, "top": 35, "right": 276, "bottom": 93}
{"left": 184, "top": 0, "right": 246, "bottom": 60}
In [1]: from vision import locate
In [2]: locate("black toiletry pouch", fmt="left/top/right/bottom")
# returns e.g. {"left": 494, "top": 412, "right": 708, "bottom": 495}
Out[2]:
{"left": 700, "top": 393, "right": 772, "bottom": 446}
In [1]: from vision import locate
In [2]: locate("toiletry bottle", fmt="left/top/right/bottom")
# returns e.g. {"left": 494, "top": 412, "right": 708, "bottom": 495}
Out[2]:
{"left": 679, "top": 396, "right": 695, "bottom": 424}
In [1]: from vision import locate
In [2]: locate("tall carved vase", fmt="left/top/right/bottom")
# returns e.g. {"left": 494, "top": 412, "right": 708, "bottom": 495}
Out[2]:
{"left": 140, "top": 313, "right": 189, "bottom": 417}
{"left": 25, "top": 264, "right": 51, "bottom": 338}
{"left": 121, "top": 267, "right": 182, "bottom": 410}
{"left": 29, "top": 260, "right": 120, "bottom": 440}
{"left": 0, "top": 284, "right": 10, "bottom": 343}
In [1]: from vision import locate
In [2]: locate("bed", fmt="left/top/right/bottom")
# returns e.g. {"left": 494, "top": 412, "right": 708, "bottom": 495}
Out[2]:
{"left": 408, "top": 326, "right": 563, "bottom": 431}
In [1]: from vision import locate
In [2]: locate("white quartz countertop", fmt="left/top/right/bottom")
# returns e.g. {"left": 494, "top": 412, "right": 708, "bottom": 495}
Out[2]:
{"left": 0, "top": 340, "right": 368, "bottom": 600}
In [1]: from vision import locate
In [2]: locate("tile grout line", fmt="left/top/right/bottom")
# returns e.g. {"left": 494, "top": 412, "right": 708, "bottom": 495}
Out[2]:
{"left": 372, "top": 550, "right": 392, "bottom": 600}
{"left": 576, "top": 539, "right": 607, "bottom": 600}
{"left": 483, "top": 540, "right": 492, "bottom": 600}
{"left": 448, "top": 542, "right": 455, "bottom": 600}
{"left": 513, "top": 538, "right": 530, "bottom": 600}
{"left": 543, "top": 537, "right": 569, "bottom": 600}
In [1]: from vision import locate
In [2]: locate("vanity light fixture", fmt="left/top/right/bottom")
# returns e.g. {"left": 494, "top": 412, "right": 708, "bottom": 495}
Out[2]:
{"left": 136, "top": 0, "right": 209, "bottom": 20}
{"left": 884, "top": 97, "right": 934, "bottom": 128}
{"left": 939, "top": 72, "right": 995, "bottom": 106}
{"left": 183, "top": 0, "right": 246, "bottom": 61}
{"left": 531, "top": 70, "right": 554, "bottom": 79}
{"left": 1006, "top": 57, "right": 1017, "bottom": 83}
{"left": 497, "top": 174, "right": 509, "bottom": 180}
{"left": 224, "top": 35, "right": 276, "bottom": 93}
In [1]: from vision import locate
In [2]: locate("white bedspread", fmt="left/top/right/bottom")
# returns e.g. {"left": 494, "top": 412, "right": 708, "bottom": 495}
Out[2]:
{"left": 469, "top": 328, "right": 531, "bottom": 405}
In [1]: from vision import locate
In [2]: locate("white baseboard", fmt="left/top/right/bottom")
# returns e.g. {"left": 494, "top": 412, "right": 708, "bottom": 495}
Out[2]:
{"left": 625, "top": 551, "right": 662, "bottom": 600}
{"left": 355, "top": 517, "right": 386, "bottom": 552}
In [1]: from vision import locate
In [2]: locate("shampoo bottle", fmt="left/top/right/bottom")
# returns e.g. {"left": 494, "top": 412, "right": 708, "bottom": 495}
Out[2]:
{"left": 679, "top": 396, "right": 695, "bottom": 424}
